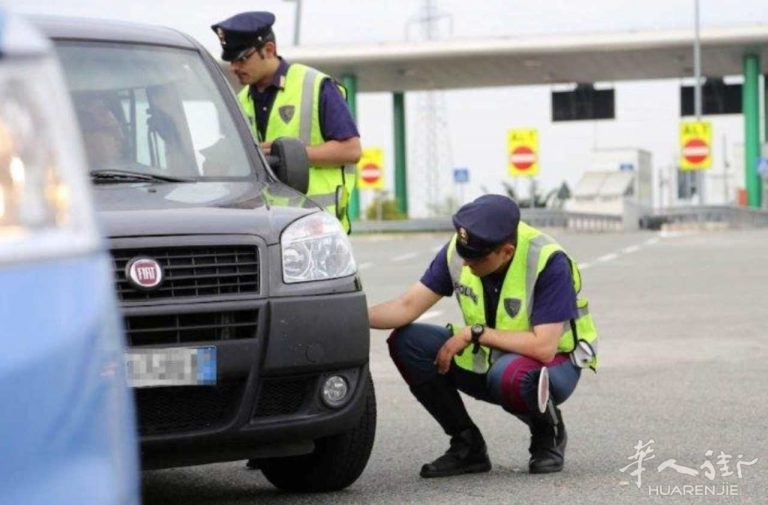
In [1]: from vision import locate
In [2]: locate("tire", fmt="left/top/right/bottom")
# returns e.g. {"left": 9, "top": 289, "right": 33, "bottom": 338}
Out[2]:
{"left": 259, "top": 374, "right": 377, "bottom": 492}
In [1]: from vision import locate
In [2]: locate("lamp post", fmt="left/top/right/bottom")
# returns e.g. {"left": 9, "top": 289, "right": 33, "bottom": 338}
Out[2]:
{"left": 283, "top": 0, "right": 303, "bottom": 46}
{"left": 693, "top": 0, "right": 702, "bottom": 120}
{"left": 693, "top": 0, "right": 705, "bottom": 204}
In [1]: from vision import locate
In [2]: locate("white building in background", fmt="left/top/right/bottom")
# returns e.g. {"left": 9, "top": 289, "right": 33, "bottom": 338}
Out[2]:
{"left": 566, "top": 148, "right": 654, "bottom": 215}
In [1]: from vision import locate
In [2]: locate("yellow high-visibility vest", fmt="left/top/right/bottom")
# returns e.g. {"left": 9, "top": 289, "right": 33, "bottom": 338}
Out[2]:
{"left": 448, "top": 222, "right": 599, "bottom": 373}
{"left": 238, "top": 63, "right": 356, "bottom": 232}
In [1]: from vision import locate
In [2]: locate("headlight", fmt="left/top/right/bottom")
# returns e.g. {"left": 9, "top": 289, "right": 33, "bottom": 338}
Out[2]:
{"left": 0, "top": 41, "right": 99, "bottom": 264}
{"left": 281, "top": 212, "right": 357, "bottom": 283}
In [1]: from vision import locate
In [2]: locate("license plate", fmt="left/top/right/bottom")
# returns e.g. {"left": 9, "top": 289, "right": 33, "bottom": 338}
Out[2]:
{"left": 125, "top": 346, "right": 216, "bottom": 388}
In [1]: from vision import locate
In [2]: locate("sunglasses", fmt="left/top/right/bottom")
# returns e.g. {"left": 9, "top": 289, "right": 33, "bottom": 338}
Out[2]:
{"left": 232, "top": 47, "right": 258, "bottom": 63}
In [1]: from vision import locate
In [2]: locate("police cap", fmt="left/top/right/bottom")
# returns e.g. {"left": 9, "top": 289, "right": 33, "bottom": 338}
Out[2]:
{"left": 452, "top": 194, "right": 520, "bottom": 259}
{"left": 211, "top": 11, "right": 275, "bottom": 62}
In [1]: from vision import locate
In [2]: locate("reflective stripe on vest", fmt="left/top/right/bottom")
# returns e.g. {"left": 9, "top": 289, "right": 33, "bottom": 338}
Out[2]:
{"left": 447, "top": 222, "right": 599, "bottom": 373}
{"left": 237, "top": 64, "right": 355, "bottom": 232}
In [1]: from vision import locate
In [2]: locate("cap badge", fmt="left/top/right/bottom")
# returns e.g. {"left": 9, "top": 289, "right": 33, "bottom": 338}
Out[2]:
{"left": 216, "top": 27, "right": 227, "bottom": 46}
{"left": 458, "top": 227, "right": 469, "bottom": 246}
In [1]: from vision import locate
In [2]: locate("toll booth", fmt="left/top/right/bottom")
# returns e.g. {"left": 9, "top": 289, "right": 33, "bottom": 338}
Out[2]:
{"left": 565, "top": 148, "right": 653, "bottom": 219}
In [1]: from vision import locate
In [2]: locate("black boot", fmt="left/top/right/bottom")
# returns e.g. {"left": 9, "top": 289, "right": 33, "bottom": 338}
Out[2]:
{"left": 409, "top": 375, "right": 491, "bottom": 478}
{"left": 420, "top": 425, "right": 492, "bottom": 478}
{"left": 527, "top": 401, "right": 567, "bottom": 474}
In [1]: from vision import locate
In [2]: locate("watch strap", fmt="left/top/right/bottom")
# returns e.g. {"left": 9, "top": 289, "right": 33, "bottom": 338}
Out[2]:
{"left": 470, "top": 325, "right": 483, "bottom": 354}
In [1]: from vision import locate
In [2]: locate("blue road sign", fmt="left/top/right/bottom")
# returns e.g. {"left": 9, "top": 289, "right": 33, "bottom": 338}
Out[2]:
{"left": 756, "top": 157, "right": 768, "bottom": 178}
{"left": 453, "top": 167, "right": 469, "bottom": 184}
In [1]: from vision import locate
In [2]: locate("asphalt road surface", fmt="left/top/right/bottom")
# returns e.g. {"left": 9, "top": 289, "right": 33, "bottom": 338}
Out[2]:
{"left": 142, "top": 228, "right": 768, "bottom": 505}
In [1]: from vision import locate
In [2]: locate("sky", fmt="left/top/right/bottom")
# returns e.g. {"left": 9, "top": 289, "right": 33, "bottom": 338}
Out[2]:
{"left": 14, "top": 0, "right": 768, "bottom": 216}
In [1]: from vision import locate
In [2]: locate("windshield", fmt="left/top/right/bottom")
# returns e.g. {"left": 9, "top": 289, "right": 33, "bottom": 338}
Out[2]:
{"left": 54, "top": 42, "right": 255, "bottom": 180}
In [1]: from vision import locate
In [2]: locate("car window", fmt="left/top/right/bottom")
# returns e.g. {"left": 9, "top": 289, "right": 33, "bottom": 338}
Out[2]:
{"left": 53, "top": 42, "right": 255, "bottom": 179}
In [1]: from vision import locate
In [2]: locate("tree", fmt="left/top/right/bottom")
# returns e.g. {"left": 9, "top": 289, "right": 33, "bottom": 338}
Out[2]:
{"left": 364, "top": 195, "right": 407, "bottom": 220}
{"left": 501, "top": 180, "right": 571, "bottom": 208}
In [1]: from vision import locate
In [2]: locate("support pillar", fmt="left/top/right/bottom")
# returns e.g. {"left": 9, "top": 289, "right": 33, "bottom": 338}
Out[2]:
{"left": 341, "top": 74, "right": 360, "bottom": 221}
{"left": 742, "top": 54, "right": 761, "bottom": 208}
{"left": 393, "top": 92, "right": 409, "bottom": 216}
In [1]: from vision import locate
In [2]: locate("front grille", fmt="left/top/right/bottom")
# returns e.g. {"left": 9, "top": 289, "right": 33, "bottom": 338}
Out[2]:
{"left": 113, "top": 246, "right": 259, "bottom": 301}
{"left": 252, "top": 376, "right": 317, "bottom": 418}
{"left": 125, "top": 310, "right": 258, "bottom": 346}
{"left": 135, "top": 380, "right": 244, "bottom": 436}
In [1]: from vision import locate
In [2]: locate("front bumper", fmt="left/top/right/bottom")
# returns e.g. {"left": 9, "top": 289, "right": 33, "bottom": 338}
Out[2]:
{"left": 131, "top": 291, "right": 371, "bottom": 469}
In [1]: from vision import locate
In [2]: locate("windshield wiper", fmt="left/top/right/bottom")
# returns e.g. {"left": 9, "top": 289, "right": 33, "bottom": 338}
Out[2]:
{"left": 90, "top": 169, "right": 194, "bottom": 183}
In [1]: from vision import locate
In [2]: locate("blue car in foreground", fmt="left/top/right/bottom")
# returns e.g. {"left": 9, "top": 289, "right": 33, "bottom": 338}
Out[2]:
{"left": 0, "top": 8, "right": 140, "bottom": 505}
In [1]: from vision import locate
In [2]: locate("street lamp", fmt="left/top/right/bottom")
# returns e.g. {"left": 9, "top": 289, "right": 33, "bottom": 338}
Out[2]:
{"left": 693, "top": 0, "right": 704, "bottom": 204}
{"left": 283, "top": 0, "right": 302, "bottom": 46}
{"left": 693, "top": 0, "right": 702, "bottom": 121}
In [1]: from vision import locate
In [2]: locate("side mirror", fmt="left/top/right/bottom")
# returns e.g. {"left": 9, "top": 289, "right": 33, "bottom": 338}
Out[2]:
{"left": 266, "top": 137, "right": 309, "bottom": 194}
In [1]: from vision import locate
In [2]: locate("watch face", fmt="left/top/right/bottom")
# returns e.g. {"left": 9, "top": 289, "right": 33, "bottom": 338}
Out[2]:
{"left": 471, "top": 324, "right": 483, "bottom": 336}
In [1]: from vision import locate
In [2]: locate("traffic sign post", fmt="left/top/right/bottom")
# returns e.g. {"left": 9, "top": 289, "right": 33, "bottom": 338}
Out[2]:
{"left": 756, "top": 157, "right": 768, "bottom": 178}
{"left": 507, "top": 128, "right": 539, "bottom": 177}
{"left": 357, "top": 147, "right": 384, "bottom": 190}
{"left": 679, "top": 120, "right": 712, "bottom": 170}
{"left": 453, "top": 167, "right": 469, "bottom": 205}
{"left": 453, "top": 167, "right": 469, "bottom": 184}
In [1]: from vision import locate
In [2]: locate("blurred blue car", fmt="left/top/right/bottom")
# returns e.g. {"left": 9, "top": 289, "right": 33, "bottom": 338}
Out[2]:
{"left": 0, "top": 8, "right": 140, "bottom": 505}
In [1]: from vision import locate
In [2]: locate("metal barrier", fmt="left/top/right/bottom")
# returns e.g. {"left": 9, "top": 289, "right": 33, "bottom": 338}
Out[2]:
{"left": 648, "top": 205, "right": 768, "bottom": 229}
{"left": 352, "top": 205, "right": 768, "bottom": 234}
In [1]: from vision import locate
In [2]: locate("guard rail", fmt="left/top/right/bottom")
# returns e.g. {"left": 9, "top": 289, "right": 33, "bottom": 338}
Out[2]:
{"left": 352, "top": 205, "right": 768, "bottom": 234}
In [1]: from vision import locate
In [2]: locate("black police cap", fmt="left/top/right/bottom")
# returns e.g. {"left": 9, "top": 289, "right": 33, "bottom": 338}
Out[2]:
{"left": 211, "top": 11, "right": 275, "bottom": 62}
{"left": 452, "top": 194, "right": 521, "bottom": 259}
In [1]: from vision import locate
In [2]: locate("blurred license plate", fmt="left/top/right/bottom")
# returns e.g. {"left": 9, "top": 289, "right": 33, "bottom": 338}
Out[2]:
{"left": 125, "top": 347, "right": 216, "bottom": 388}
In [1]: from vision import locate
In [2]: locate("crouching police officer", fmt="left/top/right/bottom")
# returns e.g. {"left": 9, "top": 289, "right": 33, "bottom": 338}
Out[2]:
{"left": 368, "top": 194, "right": 598, "bottom": 477}
{"left": 210, "top": 11, "right": 361, "bottom": 233}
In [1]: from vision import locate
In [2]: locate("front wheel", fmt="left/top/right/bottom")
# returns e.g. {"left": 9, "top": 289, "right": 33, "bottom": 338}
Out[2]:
{"left": 259, "top": 373, "right": 377, "bottom": 492}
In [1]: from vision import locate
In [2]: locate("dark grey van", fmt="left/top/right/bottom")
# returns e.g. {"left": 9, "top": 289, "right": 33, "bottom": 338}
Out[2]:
{"left": 33, "top": 15, "right": 375, "bottom": 492}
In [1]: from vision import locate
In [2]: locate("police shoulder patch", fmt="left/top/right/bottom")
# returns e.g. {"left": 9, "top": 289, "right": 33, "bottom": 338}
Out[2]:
{"left": 278, "top": 105, "right": 295, "bottom": 124}
{"left": 504, "top": 298, "right": 521, "bottom": 318}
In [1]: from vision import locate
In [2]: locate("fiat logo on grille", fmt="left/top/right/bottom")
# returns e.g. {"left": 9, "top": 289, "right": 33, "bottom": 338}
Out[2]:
{"left": 125, "top": 257, "right": 163, "bottom": 290}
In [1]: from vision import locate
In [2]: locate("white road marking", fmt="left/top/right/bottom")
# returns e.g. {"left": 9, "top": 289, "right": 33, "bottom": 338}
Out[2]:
{"left": 582, "top": 231, "right": 676, "bottom": 269}
{"left": 362, "top": 231, "right": 679, "bottom": 275}
{"left": 391, "top": 252, "right": 418, "bottom": 262}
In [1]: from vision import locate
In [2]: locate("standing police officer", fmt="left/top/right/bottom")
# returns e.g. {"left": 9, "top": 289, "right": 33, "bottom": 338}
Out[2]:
{"left": 368, "top": 194, "right": 598, "bottom": 477}
{"left": 211, "top": 11, "right": 361, "bottom": 232}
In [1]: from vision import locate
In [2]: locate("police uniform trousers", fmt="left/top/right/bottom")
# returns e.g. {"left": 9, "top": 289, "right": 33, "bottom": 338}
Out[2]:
{"left": 388, "top": 322, "right": 580, "bottom": 415}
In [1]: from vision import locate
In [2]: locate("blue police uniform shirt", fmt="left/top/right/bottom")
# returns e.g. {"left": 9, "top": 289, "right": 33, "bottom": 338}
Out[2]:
{"left": 248, "top": 58, "right": 360, "bottom": 142}
{"left": 420, "top": 242, "right": 578, "bottom": 327}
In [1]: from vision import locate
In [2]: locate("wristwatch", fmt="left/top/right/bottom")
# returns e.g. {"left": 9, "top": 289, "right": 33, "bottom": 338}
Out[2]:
{"left": 470, "top": 324, "right": 484, "bottom": 354}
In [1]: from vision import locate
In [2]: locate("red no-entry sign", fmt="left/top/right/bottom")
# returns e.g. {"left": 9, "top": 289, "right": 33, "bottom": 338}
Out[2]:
{"left": 679, "top": 121, "right": 711, "bottom": 170}
{"left": 360, "top": 163, "right": 381, "bottom": 184}
{"left": 682, "top": 138, "right": 709, "bottom": 165}
{"left": 507, "top": 129, "right": 539, "bottom": 176}
{"left": 510, "top": 146, "right": 536, "bottom": 170}
{"left": 357, "top": 148, "right": 385, "bottom": 189}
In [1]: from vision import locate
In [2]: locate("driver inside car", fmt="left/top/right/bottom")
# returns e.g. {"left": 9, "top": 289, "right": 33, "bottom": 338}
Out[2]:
{"left": 76, "top": 96, "right": 128, "bottom": 168}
